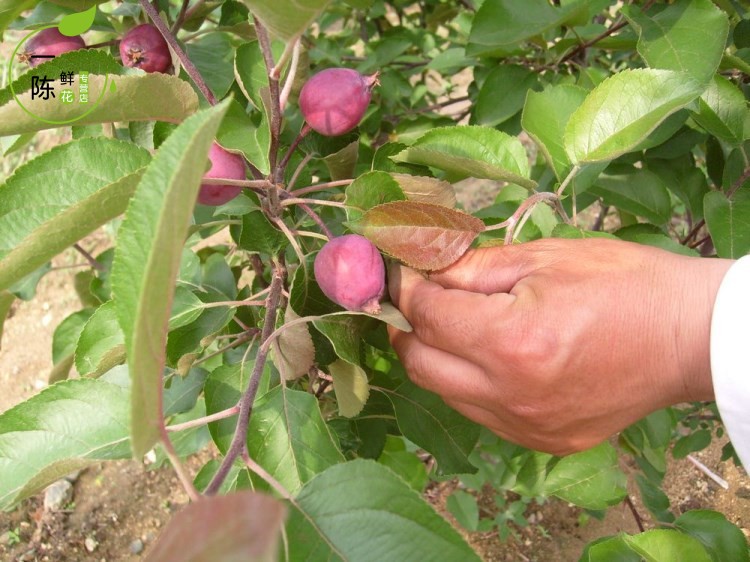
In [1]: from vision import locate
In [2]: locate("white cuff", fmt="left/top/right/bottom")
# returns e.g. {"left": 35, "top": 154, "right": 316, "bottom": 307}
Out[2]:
{"left": 710, "top": 255, "right": 750, "bottom": 471}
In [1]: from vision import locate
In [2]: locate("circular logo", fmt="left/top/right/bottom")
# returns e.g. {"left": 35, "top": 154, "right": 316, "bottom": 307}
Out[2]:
{"left": 7, "top": 25, "right": 111, "bottom": 125}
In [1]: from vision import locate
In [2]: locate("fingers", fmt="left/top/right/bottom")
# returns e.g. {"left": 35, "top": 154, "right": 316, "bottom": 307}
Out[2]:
{"left": 388, "top": 328, "right": 491, "bottom": 403}
{"left": 389, "top": 264, "right": 514, "bottom": 362}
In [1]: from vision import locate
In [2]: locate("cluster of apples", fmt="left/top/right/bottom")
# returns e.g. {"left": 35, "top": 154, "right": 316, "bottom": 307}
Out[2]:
{"left": 23, "top": 23, "right": 385, "bottom": 313}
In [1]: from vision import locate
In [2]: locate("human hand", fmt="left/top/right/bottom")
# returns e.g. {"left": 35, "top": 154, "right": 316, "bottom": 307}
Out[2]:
{"left": 388, "top": 238, "right": 733, "bottom": 455}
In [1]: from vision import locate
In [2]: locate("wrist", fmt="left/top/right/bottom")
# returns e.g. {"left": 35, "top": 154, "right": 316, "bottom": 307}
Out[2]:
{"left": 673, "top": 255, "right": 734, "bottom": 403}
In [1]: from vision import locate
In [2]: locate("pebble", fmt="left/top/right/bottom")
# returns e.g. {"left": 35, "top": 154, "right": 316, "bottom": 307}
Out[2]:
{"left": 44, "top": 479, "right": 73, "bottom": 512}
{"left": 0, "top": 531, "right": 11, "bottom": 546}
{"left": 129, "top": 539, "right": 144, "bottom": 555}
{"left": 84, "top": 537, "right": 98, "bottom": 553}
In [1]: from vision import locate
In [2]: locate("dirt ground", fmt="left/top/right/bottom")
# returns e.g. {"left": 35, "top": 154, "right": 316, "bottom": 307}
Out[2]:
{"left": 0, "top": 230, "right": 748, "bottom": 562}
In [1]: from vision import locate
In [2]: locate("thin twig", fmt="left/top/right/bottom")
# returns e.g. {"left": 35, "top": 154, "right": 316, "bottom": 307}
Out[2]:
{"left": 277, "top": 125, "right": 311, "bottom": 183}
{"left": 556, "top": 164, "right": 581, "bottom": 197}
{"left": 255, "top": 18, "right": 283, "bottom": 175}
{"left": 624, "top": 495, "right": 645, "bottom": 532}
{"left": 295, "top": 202, "right": 334, "bottom": 239}
{"left": 199, "top": 178, "right": 272, "bottom": 189}
{"left": 287, "top": 153, "right": 313, "bottom": 191}
{"left": 166, "top": 405, "right": 240, "bottom": 432}
{"left": 172, "top": 0, "right": 191, "bottom": 34}
{"left": 192, "top": 330, "right": 259, "bottom": 367}
{"left": 73, "top": 243, "right": 104, "bottom": 272}
{"left": 205, "top": 264, "right": 285, "bottom": 495}
{"left": 291, "top": 179, "right": 353, "bottom": 196}
{"left": 158, "top": 433, "right": 201, "bottom": 502}
{"left": 280, "top": 197, "right": 347, "bottom": 209}
{"left": 138, "top": 0, "right": 218, "bottom": 105}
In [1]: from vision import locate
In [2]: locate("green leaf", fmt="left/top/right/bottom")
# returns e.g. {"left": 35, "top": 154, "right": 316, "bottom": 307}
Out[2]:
{"left": 286, "top": 459, "right": 481, "bottom": 561}
{"left": 237, "top": 210, "right": 287, "bottom": 254}
{"left": 345, "top": 171, "right": 406, "bottom": 223}
{"left": 205, "top": 362, "right": 256, "bottom": 454}
{"left": 588, "top": 170, "right": 672, "bottom": 225}
{"left": 242, "top": 0, "right": 329, "bottom": 40}
{"left": 704, "top": 190, "right": 750, "bottom": 258}
{"left": 0, "top": 0, "right": 36, "bottom": 35}
{"left": 636, "top": 473, "right": 674, "bottom": 523}
{"left": 216, "top": 98, "right": 271, "bottom": 175}
{"left": 111, "top": 100, "right": 230, "bottom": 457}
{"left": 0, "top": 378, "right": 131, "bottom": 510}
{"left": 623, "top": 0, "right": 729, "bottom": 85}
{"left": 672, "top": 429, "right": 712, "bottom": 459}
{"left": 0, "top": 73, "right": 200, "bottom": 136}
{"left": 522, "top": 84, "right": 588, "bottom": 180}
{"left": 692, "top": 76, "right": 749, "bottom": 146}
{"left": 446, "top": 490, "right": 480, "bottom": 532}
{"left": 377, "top": 436, "right": 428, "bottom": 493}
{"left": 0, "top": 138, "right": 150, "bottom": 292}
{"left": 543, "top": 442, "right": 627, "bottom": 510}
{"left": 551, "top": 224, "right": 618, "bottom": 240}
{"left": 145, "top": 492, "right": 285, "bottom": 562}
{"left": 246, "top": 387, "right": 344, "bottom": 494}
{"left": 234, "top": 41, "right": 272, "bottom": 112}
{"left": 52, "top": 309, "right": 94, "bottom": 365}
{"left": 75, "top": 301, "right": 125, "bottom": 377}
{"left": 393, "top": 126, "right": 535, "bottom": 189}
{"left": 58, "top": 5, "right": 96, "bottom": 36}
{"left": 380, "top": 381, "right": 479, "bottom": 474}
{"left": 163, "top": 368, "right": 209, "bottom": 417}
{"left": 615, "top": 224, "right": 698, "bottom": 257}
{"left": 185, "top": 32, "right": 236, "bottom": 101}
{"left": 564, "top": 69, "right": 704, "bottom": 164}
{"left": 675, "top": 510, "right": 750, "bottom": 562}
{"left": 647, "top": 156, "right": 708, "bottom": 219}
{"left": 328, "top": 359, "right": 370, "bottom": 418}
{"left": 475, "top": 65, "right": 539, "bottom": 127}
{"left": 467, "top": 0, "right": 588, "bottom": 57}
{"left": 274, "top": 304, "right": 315, "bottom": 381}
{"left": 622, "top": 529, "right": 712, "bottom": 562}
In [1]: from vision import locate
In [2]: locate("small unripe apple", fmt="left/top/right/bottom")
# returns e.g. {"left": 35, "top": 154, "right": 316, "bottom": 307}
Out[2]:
{"left": 314, "top": 234, "right": 386, "bottom": 314}
{"left": 198, "top": 143, "right": 246, "bottom": 206}
{"left": 299, "top": 68, "right": 378, "bottom": 137}
{"left": 22, "top": 28, "right": 85, "bottom": 67}
{"left": 119, "top": 24, "right": 171, "bottom": 74}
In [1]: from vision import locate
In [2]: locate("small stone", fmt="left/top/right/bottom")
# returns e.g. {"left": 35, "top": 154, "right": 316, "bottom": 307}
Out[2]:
{"left": 129, "top": 539, "right": 144, "bottom": 555}
{"left": 84, "top": 537, "right": 98, "bottom": 553}
{"left": 0, "top": 531, "right": 12, "bottom": 545}
{"left": 64, "top": 470, "right": 82, "bottom": 483}
{"left": 44, "top": 480, "right": 73, "bottom": 512}
{"left": 41, "top": 313, "right": 52, "bottom": 327}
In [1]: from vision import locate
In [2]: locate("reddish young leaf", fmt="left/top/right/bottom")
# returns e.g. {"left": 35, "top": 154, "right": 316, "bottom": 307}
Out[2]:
{"left": 356, "top": 201, "right": 485, "bottom": 271}
{"left": 145, "top": 492, "right": 285, "bottom": 562}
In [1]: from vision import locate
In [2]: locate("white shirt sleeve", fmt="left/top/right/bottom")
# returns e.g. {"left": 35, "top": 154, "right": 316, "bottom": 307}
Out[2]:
{"left": 710, "top": 255, "right": 750, "bottom": 470}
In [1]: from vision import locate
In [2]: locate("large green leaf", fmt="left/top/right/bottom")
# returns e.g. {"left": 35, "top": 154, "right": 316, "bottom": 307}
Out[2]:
{"left": 379, "top": 381, "right": 479, "bottom": 474}
{"left": 246, "top": 387, "right": 344, "bottom": 494}
{"left": 588, "top": 169, "right": 672, "bottom": 225}
{"left": 0, "top": 73, "right": 199, "bottom": 136}
{"left": 692, "top": 76, "right": 749, "bottom": 146}
{"left": 286, "top": 460, "right": 481, "bottom": 561}
{"left": 623, "top": 529, "right": 712, "bottom": 562}
{"left": 0, "top": 378, "right": 131, "bottom": 510}
{"left": 467, "top": 0, "right": 588, "bottom": 57}
{"left": 241, "top": 0, "right": 329, "bottom": 40}
{"left": 623, "top": 0, "right": 729, "bottom": 85}
{"left": 564, "top": 69, "right": 704, "bottom": 164}
{"left": 393, "top": 127, "right": 535, "bottom": 189}
{"left": 474, "top": 65, "right": 539, "bottom": 127}
{"left": 674, "top": 510, "right": 750, "bottom": 562}
{"left": 543, "top": 442, "right": 627, "bottom": 510}
{"left": 0, "top": 0, "right": 35, "bottom": 35}
{"left": 111, "top": 100, "right": 230, "bottom": 457}
{"left": 216, "top": 98, "right": 271, "bottom": 175}
{"left": 185, "top": 32, "right": 236, "bottom": 101}
{"left": 522, "top": 84, "right": 588, "bottom": 180}
{"left": 0, "top": 137, "right": 150, "bottom": 292}
{"left": 704, "top": 190, "right": 750, "bottom": 258}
